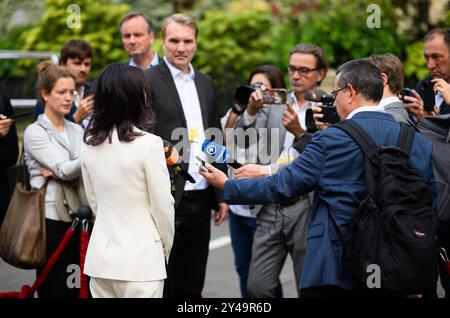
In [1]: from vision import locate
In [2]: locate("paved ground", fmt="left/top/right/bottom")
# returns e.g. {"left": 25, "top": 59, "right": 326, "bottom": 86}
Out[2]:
{"left": 0, "top": 215, "right": 444, "bottom": 298}
{"left": 0, "top": 216, "right": 297, "bottom": 298}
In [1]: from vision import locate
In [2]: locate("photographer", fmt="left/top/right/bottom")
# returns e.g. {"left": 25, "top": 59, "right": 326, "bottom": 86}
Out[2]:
{"left": 233, "top": 44, "right": 328, "bottom": 298}
{"left": 402, "top": 28, "right": 450, "bottom": 121}
{"left": 34, "top": 40, "right": 94, "bottom": 129}
{"left": 201, "top": 59, "right": 436, "bottom": 298}
{"left": 0, "top": 90, "right": 19, "bottom": 228}
{"left": 221, "top": 65, "right": 285, "bottom": 298}
{"left": 311, "top": 53, "right": 411, "bottom": 132}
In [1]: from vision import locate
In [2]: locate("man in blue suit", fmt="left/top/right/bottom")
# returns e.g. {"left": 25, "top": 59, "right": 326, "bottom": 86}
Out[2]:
{"left": 200, "top": 59, "right": 436, "bottom": 297}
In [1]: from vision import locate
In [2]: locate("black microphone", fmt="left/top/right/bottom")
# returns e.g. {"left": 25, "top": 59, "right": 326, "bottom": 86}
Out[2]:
{"left": 163, "top": 140, "right": 196, "bottom": 183}
{"left": 201, "top": 140, "right": 243, "bottom": 169}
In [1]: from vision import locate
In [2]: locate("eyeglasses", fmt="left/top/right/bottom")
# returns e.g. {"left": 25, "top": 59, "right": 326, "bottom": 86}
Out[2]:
{"left": 287, "top": 65, "right": 319, "bottom": 76}
{"left": 330, "top": 86, "right": 347, "bottom": 99}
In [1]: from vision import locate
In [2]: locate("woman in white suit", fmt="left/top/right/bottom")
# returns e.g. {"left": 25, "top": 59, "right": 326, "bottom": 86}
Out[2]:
{"left": 81, "top": 64, "right": 175, "bottom": 298}
{"left": 24, "top": 61, "right": 84, "bottom": 298}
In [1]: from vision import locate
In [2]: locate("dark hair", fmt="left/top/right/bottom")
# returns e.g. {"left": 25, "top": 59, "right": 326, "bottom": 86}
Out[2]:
{"left": 336, "top": 59, "right": 384, "bottom": 103}
{"left": 120, "top": 12, "right": 154, "bottom": 34}
{"left": 247, "top": 65, "right": 286, "bottom": 88}
{"left": 365, "top": 53, "right": 404, "bottom": 95}
{"left": 60, "top": 39, "right": 93, "bottom": 65}
{"left": 36, "top": 60, "right": 75, "bottom": 96}
{"left": 84, "top": 64, "right": 155, "bottom": 146}
{"left": 289, "top": 44, "right": 329, "bottom": 85}
{"left": 424, "top": 28, "right": 450, "bottom": 51}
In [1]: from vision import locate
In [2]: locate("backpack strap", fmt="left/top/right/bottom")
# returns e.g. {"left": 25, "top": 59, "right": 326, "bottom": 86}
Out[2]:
{"left": 333, "top": 120, "right": 378, "bottom": 197}
{"left": 333, "top": 120, "right": 378, "bottom": 158}
{"left": 396, "top": 123, "right": 415, "bottom": 154}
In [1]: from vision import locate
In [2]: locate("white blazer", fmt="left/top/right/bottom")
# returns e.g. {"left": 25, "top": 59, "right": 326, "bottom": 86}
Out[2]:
{"left": 80, "top": 128, "right": 175, "bottom": 282}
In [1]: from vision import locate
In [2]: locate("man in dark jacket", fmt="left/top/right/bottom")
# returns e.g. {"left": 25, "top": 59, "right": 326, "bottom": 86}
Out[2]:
{"left": 0, "top": 90, "right": 19, "bottom": 227}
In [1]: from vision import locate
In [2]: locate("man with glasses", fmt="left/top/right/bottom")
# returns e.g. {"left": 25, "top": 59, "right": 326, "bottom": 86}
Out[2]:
{"left": 232, "top": 44, "right": 328, "bottom": 297}
{"left": 200, "top": 59, "right": 435, "bottom": 297}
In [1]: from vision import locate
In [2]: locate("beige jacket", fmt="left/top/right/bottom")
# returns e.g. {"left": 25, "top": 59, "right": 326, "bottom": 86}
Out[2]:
{"left": 81, "top": 128, "right": 175, "bottom": 281}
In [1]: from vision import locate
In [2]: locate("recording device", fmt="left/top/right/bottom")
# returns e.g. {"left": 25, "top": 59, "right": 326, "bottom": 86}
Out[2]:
{"left": 8, "top": 111, "right": 34, "bottom": 121}
{"left": 233, "top": 82, "right": 264, "bottom": 112}
{"left": 83, "top": 81, "right": 94, "bottom": 97}
{"left": 305, "top": 89, "right": 334, "bottom": 106}
{"left": 412, "top": 79, "right": 434, "bottom": 112}
{"left": 318, "top": 106, "right": 340, "bottom": 124}
{"left": 401, "top": 88, "right": 413, "bottom": 104}
{"left": 195, "top": 155, "right": 209, "bottom": 172}
{"left": 305, "top": 90, "right": 340, "bottom": 124}
{"left": 262, "top": 88, "right": 287, "bottom": 105}
{"left": 201, "top": 140, "right": 243, "bottom": 169}
{"left": 163, "top": 140, "right": 195, "bottom": 183}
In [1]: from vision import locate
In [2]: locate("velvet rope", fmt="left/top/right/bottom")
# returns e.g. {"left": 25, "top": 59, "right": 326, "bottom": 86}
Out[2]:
{"left": 79, "top": 227, "right": 90, "bottom": 298}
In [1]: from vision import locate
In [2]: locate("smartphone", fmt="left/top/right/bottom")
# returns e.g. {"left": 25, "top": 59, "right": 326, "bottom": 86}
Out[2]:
{"left": 8, "top": 111, "right": 34, "bottom": 120}
{"left": 401, "top": 88, "right": 414, "bottom": 105}
{"left": 195, "top": 155, "right": 209, "bottom": 172}
{"left": 402, "top": 88, "right": 413, "bottom": 97}
{"left": 317, "top": 106, "right": 340, "bottom": 124}
{"left": 262, "top": 88, "right": 287, "bottom": 105}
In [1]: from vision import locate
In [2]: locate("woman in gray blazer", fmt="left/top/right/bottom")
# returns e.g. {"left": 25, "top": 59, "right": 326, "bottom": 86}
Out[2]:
{"left": 24, "top": 61, "right": 85, "bottom": 298}
{"left": 81, "top": 64, "right": 174, "bottom": 298}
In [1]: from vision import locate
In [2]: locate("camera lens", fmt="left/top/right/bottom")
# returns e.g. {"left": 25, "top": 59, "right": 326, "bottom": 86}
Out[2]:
{"left": 234, "top": 85, "right": 255, "bottom": 107}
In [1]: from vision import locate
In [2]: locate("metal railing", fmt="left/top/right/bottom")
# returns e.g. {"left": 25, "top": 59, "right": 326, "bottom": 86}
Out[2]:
{"left": 1, "top": 50, "right": 58, "bottom": 109}
{"left": 0, "top": 50, "right": 59, "bottom": 63}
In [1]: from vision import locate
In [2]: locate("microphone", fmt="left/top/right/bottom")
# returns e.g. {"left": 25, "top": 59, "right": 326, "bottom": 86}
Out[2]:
{"left": 201, "top": 140, "right": 243, "bottom": 169}
{"left": 304, "top": 88, "right": 335, "bottom": 106}
{"left": 163, "top": 140, "right": 196, "bottom": 183}
{"left": 304, "top": 88, "right": 326, "bottom": 102}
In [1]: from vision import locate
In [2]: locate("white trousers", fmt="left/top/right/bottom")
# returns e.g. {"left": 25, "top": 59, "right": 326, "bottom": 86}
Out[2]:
{"left": 90, "top": 277, "right": 164, "bottom": 298}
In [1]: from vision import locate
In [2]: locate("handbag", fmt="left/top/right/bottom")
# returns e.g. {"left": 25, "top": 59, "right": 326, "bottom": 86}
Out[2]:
{"left": 0, "top": 147, "right": 48, "bottom": 269}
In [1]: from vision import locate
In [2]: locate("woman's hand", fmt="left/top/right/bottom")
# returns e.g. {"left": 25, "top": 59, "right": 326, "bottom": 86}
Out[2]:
{"left": 246, "top": 85, "right": 266, "bottom": 116}
{"left": 41, "top": 167, "right": 55, "bottom": 179}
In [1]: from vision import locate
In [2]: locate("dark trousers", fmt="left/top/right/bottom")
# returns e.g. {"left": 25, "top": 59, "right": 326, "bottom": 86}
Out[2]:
{"left": 164, "top": 191, "right": 211, "bottom": 298}
{"left": 228, "top": 211, "right": 256, "bottom": 298}
{"left": 437, "top": 228, "right": 450, "bottom": 299}
{"left": 301, "top": 285, "right": 406, "bottom": 298}
{"left": 37, "top": 218, "right": 80, "bottom": 298}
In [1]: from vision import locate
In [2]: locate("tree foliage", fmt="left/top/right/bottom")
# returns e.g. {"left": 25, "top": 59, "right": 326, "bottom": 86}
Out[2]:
{"left": 194, "top": 1, "right": 274, "bottom": 108}
{"left": 270, "top": 0, "right": 405, "bottom": 67}
{"left": 16, "top": 0, "right": 131, "bottom": 76}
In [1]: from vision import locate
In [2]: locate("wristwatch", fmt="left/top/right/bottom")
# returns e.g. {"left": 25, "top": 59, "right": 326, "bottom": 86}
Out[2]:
{"left": 231, "top": 103, "right": 246, "bottom": 115}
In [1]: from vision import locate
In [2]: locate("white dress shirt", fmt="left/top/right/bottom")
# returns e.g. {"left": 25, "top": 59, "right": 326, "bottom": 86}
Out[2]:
{"left": 164, "top": 57, "right": 208, "bottom": 191}
{"left": 379, "top": 96, "right": 401, "bottom": 109}
{"left": 129, "top": 52, "right": 159, "bottom": 69}
{"left": 346, "top": 105, "right": 386, "bottom": 119}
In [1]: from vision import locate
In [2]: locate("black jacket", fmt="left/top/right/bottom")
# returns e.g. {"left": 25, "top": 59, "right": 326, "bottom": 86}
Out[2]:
{"left": 416, "top": 76, "right": 450, "bottom": 115}
{"left": 0, "top": 91, "right": 19, "bottom": 225}
{"left": 144, "top": 61, "right": 226, "bottom": 210}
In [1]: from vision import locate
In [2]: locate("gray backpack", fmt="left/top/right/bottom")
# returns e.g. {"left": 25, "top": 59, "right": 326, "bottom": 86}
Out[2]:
{"left": 417, "top": 115, "right": 450, "bottom": 225}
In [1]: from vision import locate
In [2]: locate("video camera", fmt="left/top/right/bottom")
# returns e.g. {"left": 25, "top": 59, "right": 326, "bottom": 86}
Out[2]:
{"left": 233, "top": 82, "right": 264, "bottom": 113}
{"left": 304, "top": 90, "right": 340, "bottom": 129}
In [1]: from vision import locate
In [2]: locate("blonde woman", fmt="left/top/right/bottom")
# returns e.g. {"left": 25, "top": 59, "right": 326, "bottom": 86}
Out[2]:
{"left": 24, "top": 61, "right": 84, "bottom": 298}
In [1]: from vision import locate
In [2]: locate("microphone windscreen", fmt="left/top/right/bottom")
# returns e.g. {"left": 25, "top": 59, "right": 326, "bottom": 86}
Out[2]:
{"left": 163, "top": 140, "right": 179, "bottom": 166}
{"left": 304, "top": 89, "right": 326, "bottom": 102}
{"left": 202, "top": 140, "right": 230, "bottom": 163}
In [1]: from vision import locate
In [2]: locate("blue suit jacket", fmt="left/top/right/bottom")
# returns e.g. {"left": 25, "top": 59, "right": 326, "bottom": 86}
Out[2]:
{"left": 224, "top": 111, "right": 436, "bottom": 290}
